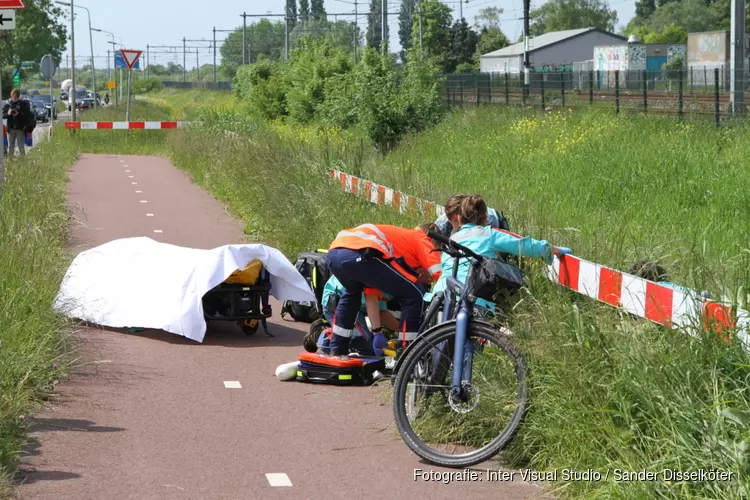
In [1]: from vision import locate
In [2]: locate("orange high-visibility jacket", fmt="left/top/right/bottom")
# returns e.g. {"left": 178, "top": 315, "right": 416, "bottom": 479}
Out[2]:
{"left": 329, "top": 224, "right": 442, "bottom": 284}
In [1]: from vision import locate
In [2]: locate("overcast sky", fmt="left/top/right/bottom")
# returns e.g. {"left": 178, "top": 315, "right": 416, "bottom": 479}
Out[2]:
{"left": 59, "top": 0, "right": 636, "bottom": 69}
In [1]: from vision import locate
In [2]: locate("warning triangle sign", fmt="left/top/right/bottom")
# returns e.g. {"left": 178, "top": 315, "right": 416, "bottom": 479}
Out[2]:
{"left": 119, "top": 49, "right": 143, "bottom": 69}
{"left": 0, "top": 0, "right": 26, "bottom": 8}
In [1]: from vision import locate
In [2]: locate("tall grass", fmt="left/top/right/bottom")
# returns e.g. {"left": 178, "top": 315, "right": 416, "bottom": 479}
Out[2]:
{"left": 364, "top": 107, "right": 750, "bottom": 301}
{"left": 138, "top": 88, "right": 237, "bottom": 121}
{"left": 0, "top": 133, "right": 79, "bottom": 496}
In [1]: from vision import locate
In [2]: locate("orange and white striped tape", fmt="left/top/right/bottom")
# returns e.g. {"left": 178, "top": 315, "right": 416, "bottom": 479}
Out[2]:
{"left": 330, "top": 168, "right": 750, "bottom": 347}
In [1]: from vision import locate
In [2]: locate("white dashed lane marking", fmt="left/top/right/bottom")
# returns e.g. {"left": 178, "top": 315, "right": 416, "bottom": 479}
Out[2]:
{"left": 131, "top": 182, "right": 137, "bottom": 185}
{"left": 125, "top": 170, "right": 130, "bottom": 172}
{"left": 128, "top": 176, "right": 134, "bottom": 178}
{"left": 135, "top": 190, "right": 142, "bottom": 193}
{"left": 266, "top": 473, "right": 292, "bottom": 487}
{"left": 153, "top": 230, "right": 163, "bottom": 234}
{"left": 140, "top": 200, "right": 148, "bottom": 204}
{"left": 223, "top": 381, "right": 242, "bottom": 389}
{"left": 146, "top": 213, "right": 154, "bottom": 217}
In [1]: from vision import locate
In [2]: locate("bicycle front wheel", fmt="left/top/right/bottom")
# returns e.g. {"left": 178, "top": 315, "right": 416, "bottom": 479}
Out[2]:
{"left": 392, "top": 321, "right": 527, "bottom": 468}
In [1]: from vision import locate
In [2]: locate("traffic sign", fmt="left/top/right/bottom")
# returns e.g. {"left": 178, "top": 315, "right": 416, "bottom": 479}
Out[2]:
{"left": 119, "top": 49, "right": 142, "bottom": 70}
{"left": 107, "top": 80, "right": 116, "bottom": 89}
{"left": 0, "top": 10, "right": 16, "bottom": 29}
{"left": 0, "top": 1, "right": 25, "bottom": 8}
{"left": 114, "top": 50, "right": 140, "bottom": 70}
{"left": 40, "top": 54, "right": 57, "bottom": 79}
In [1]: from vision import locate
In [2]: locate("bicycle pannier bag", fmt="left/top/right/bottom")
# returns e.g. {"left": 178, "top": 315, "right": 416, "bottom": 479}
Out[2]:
{"left": 472, "top": 258, "right": 524, "bottom": 302}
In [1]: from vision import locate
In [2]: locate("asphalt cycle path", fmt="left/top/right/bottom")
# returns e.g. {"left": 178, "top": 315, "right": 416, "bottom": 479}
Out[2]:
{"left": 17, "top": 154, "right": 550, "bottom": 500}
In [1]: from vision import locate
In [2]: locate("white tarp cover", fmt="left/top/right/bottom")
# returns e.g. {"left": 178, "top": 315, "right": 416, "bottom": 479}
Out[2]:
{"left": 53, "top": 237, "right": 317, "bottom": 343}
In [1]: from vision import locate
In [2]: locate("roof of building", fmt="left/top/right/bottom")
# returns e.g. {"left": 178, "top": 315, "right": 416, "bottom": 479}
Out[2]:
{"left": 481, "top": 27, "right": 627, "bottom": 59}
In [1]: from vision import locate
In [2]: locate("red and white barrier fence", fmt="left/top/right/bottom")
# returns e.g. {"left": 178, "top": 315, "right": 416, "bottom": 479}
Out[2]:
{"left": 329, "top": 168, "right": 750, "bottom": 347}
{"left": 64, "top": 121, "right": 185, "bottom": 130}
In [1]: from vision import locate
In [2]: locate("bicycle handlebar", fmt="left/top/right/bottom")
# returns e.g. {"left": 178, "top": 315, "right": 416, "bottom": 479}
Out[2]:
{"left": 427, "top": 230, "right": 484, "bottom": 262}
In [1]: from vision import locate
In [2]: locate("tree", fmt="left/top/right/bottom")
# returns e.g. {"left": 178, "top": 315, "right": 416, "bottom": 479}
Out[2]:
{"left": 0, "top": 0, "right": 67, "bottom": 95}
{"left": 311, "top": 0, "right": 327, "bottom": 21}
{"left": 411, "top": 0, "right": 453, "bottom": 71}
{"left": 367, "top": 0, "right": 383, "bottom": 48}
{"left": 399, "top": 0, "right": 417, "bottom": 62}
{"left": 290, "top": 20, "right": 360, "bottom": 55}
{"left": 286, "top": 0, "right": 298, "bottom": 30}
{"left": 447, "top": 19, "right": 479, "bottom": 73}
{"left": 529, "top": 0, "right": 617, "bottom": 36}
{"left": 473, "top": 8, "right": 510, "bottom": 65}
{"left": 219, "top": 20, "right": 286, "bottom": 78}
{"left": 299, "top": 0, "right": 310, "bottom": 22}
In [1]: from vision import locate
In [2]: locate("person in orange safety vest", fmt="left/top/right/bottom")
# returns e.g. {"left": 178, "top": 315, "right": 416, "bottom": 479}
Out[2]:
{"left": 325, "top": 223, "right": 442, "bottom": 356}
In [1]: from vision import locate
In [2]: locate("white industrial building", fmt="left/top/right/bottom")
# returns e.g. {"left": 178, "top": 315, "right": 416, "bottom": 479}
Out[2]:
{"left": 479, "top": 27, "right": 627, "bottom": 73}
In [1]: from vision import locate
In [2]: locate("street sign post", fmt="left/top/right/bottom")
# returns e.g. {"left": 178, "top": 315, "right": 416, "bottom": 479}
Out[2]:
{"left": 114, "top": 50, "right": 140, "bottom": 70}
{"left": 0, "top": 10, "right": 17, "bottom": 29}
{"left": 40, "top": 54, "right": 57, "bottom": 122}
{"left": 118, "top": 49, "right": 142, "bottom": 124}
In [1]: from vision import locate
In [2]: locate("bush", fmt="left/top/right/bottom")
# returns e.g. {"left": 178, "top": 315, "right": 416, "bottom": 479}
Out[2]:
{"left": 134, "top": 77, "right": 164, "bottom": 94}
{"left": 234, "top": 57, "right": 288, "bottom": 119}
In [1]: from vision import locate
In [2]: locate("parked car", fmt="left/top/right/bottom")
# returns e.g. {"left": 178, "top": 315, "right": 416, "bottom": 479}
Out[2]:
{"left": 31, "top": 100, "right": 49, "bottom": 123}
{"left": 60, "top": 91, "right": 68, "bottom": 101}
{"left": 32, "top": 93, "right": 58, "bottom": 120}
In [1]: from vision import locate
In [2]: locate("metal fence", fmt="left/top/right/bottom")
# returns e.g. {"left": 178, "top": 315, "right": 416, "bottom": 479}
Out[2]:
{"left": 441, "top": 68, "right": 750, "bottom": 125}
{"left": 161, "top": 81, "right": 233, "bottom": 91}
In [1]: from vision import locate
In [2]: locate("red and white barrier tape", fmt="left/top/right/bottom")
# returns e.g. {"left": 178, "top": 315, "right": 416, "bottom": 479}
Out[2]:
{"left": 329, "top": 168, "right": 750, "bottom": 346}
{"left": 64, "top": 121, "right": 184, "bottom": 130}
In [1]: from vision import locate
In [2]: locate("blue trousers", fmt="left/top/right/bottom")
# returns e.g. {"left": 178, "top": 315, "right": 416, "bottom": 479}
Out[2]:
{"left": 326, "top": 247, "right": 426, "bottom": 355}
{"left": 318, "top": 296, "right": 372, "bottom": 354}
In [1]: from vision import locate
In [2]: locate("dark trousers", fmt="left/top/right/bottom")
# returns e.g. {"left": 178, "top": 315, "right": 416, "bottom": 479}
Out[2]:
{"left": 326, "top": 248, "right": 426, "bottom": 354}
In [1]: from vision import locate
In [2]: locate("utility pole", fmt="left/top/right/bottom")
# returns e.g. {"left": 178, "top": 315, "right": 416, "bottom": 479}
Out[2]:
{"left": 107, "top": 49, "right": 111, "bottom": 81}
{"left": 242, "top": 12, "right": 247, "bottom": 64}
{"left": 353, "top": 0, "right": 358, "bottom": 63}
{"left": 196, "top": 49, "right": 199, "bottom": 81}
{"left": 146, "top": 44, "right": 150, "bottom": 79}
{"left": 285, "top": 9, "right": 290, "bottom": 60}
{"left": 213, "top": 27, "right": 217, "bottom": 82}
{"left": 183, "top": 37, "right": 187, "bottom": 82}
{"left": 418, "top": 1, "right": 423, "bottom": 55}
{"left": 523, "top": 0, "right": 530, "bottom": 99}
{"left": 730, "top": 0, "right": 746, "bottom": 114}
{"left": 381, "top": 0, "right": 386, "bottom": 53}
{"left": 460, "top": 0, "right": 463, "bottom": 20}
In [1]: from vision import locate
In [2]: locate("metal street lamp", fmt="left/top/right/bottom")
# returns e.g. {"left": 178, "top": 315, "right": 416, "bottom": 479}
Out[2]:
{"left": 56, "top": 1, "right": 97, "bottom": 109}
{"left": 92, "top": 28, "right": 116, "bottom": 81}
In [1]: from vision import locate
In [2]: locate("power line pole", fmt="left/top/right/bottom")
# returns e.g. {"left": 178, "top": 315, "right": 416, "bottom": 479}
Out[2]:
{"left": 285, "top": 8, "right": 290, "bottom": 60}
{"left": 523, "top": 0, "right": 530, "bottom": 100}
{"left": 213, "top": 27, "right": 217, "bottom": 82}
{"left": 183, "top": 37, "right": 187, "bottom": 82}
{"left": 353, "top": 0, "right": 358, "bottom": 63}
{"left": 242, "top": 12, "right": 247, "bottom": 65}
{"left": 460, "top": 0, "right": 463, "bottom": 20}
{"left": 418, "top": 1, "right": 423, "bottom": 54}
{"left": 146, "top": 44, "right": 150, "bottom": 79}
{"left": 381, "top": 0, "right": 386, "bottom": 53}
{"left": 730, "top": 0, "right": 745, "bottom": 114}
{"left": 196, "top": 48, "right": 199, "bottom": 81}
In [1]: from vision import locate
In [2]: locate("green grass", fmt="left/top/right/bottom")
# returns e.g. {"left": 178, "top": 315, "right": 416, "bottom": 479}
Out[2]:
{"left": 138, "top": 88, "right": 237, "bottom": 121}
{"left": 0, "top": 131, "right": 79, "bottom": 496}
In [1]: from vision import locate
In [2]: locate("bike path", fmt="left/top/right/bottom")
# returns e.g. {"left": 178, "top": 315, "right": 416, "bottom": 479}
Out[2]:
{"left": 17, "top": 154, "right": 549, "bottom": 500}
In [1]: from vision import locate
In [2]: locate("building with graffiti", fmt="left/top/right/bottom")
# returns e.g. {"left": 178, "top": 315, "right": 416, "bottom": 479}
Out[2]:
{"left": 592, "top": 40, "right": 686, "bottom": 89}
{"left": 479, "top": 27, "right": 626, "bottom": 74}
{"left": 687, "top": 30, "right": 749, "bottom": 87}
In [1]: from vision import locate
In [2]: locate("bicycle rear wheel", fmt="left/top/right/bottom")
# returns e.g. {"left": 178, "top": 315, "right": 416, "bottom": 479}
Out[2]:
{"left": 392, "top": 321, "right": 527, "bottom": 468}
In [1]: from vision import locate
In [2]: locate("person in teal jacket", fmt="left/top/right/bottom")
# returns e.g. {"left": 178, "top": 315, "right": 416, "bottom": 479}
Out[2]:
{"left": 425, "top": 194, "right": 571, "bottom": 316}
{"left": 318, "top": 274, "right": 398, "bottom": 354}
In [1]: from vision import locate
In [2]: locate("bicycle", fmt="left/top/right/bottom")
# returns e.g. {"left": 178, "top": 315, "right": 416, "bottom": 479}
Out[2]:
{"left": 391, "top": 230, "right": 528, "bottom": 468}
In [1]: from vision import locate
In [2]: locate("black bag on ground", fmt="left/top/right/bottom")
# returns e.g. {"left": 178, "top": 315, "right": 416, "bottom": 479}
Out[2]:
{"left": 296, "top": 352, "right": 385, "bottom": 386}
{"left": 470, "top": 258, "right": 524, "bottom": 303}
{"left": 281, "top": 250, "right": 331, "bottom": 323}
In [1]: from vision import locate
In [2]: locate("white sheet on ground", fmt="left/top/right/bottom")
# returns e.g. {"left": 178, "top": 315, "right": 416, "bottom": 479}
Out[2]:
{"left": 52, "top": 237, "right": 317, "bottom": 343}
